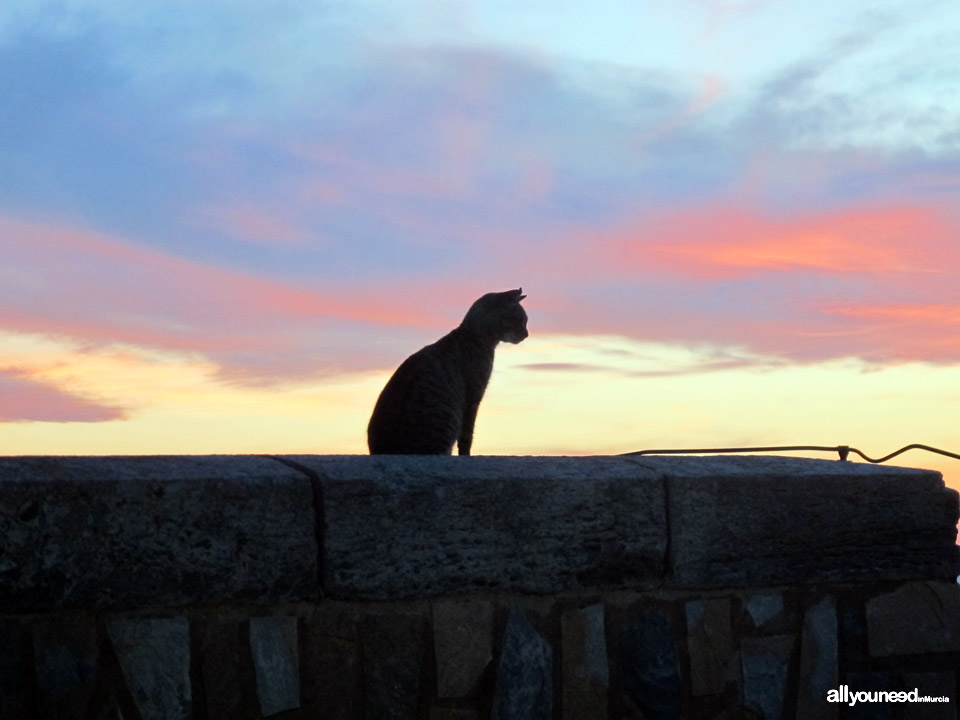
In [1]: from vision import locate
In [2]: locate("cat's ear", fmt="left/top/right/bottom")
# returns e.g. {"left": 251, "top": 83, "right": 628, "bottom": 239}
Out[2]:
{"left": 513, "top": 288, "right": 526, "bottom": 302}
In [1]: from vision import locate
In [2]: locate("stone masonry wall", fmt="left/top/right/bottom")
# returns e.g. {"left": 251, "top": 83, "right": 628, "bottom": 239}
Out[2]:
{"left": 1, "top": 455, "right": 958, "bottom": 719}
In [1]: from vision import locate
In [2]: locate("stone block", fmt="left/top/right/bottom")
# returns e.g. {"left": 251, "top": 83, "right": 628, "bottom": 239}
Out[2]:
{"left": 745, "top": 594, "right": 783, "bottom": 629}
{"left": 796, "top": 597, "right": 837, "bottom": 720}
{"left": 492, "top": 606, "right": 553, "bottom": 720}
{"left": 303, "top": 634, "right": 362, "bottom": 720}
{"left": 301, "top": 601, "right": 366, "bottom": 720}
{"left": 0, "top": 456, "right": 318, "bottom": 611}
{"left": 867, "top": 581, "right": 960, "bottom": 656}
{"left": 685, "top": 598, "right": 733, "bottom": 696}
{"left": 362, "top": 612, "right": 425, "bottom": 720}
{"left": 561, "top": 603, "right": 609, "bottom": 720}
{"left": 33, "top": 618, "right": 99, "bottom": 720}
{"left": 289, "top": 455, "right": 666, "bottom": 598}
{"left": 740, "top": 634, "right": 795, "bottom": 720}
{"left": 196, "top": 617, "right": 244, "bottom": 720}
{"left": 902, "top": 673, "right": 956, "bottom": 720}
{"left": 250, "top": 616, "right": 300, "bottom": 717}
{"left": 433, "top": 599, "right": 494, "bottom": 699}
{"left": 659, "top": 456, "right": 958, "bottom": 587}
{"left": 838, "top": 606, "right": 866, "bottom": 667}
{"left": 107, "top": 617, "right": 191, "bottom": 720}
{"left": 620, "top": 610, "right": 681, "bottom": 720}
{"left": 301, "top": 604, "right": 363, "bottom": 720}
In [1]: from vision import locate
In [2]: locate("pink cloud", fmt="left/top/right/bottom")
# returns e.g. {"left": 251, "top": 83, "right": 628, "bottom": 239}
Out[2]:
{"left": 505, "top": 199, "right": 960, "bottom": 365}
{"left": 0, "top": 369, "right": 125, "bottom": 423}
{"left": 5, "top": 189, "right": 958, "bottom": 388}
{"left": 820, "top": 303, "right": 960, "bottom": 361}
{"left": 330, "top": 198, "right": 960, "bottom": 367}
{"left": 828, "top": 304, "right": 960, "bottom": 324}
{"left": 0, "top": 215, "right": 437, "bottom": 328}
{"left": 0, "top": 215, "right": 443, "bottom": 381}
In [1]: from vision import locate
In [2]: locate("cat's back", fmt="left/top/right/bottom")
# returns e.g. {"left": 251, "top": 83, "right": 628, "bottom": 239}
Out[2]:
{"left": 367, "top": 334, "right": 465, "bottom": 454}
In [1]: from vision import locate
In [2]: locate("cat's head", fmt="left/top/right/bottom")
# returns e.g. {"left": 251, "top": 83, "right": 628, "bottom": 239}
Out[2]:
{"left": 464, "top": 288, "right": 528, "bottom": 344}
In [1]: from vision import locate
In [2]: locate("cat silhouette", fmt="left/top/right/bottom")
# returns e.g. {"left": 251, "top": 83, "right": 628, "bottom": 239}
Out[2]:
{"left": 367, "top": 288, "right": 528, "bottom": 455}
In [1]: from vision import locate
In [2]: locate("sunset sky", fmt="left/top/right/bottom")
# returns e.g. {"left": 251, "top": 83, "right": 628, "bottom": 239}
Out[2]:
{"left": 1, "top": 1, "right": 958, "bottom": 488}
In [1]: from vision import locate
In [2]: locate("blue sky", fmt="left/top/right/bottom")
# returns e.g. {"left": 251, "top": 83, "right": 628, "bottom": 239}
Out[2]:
{"left": 1, "top": 1, "right": 959, "bottom": 477}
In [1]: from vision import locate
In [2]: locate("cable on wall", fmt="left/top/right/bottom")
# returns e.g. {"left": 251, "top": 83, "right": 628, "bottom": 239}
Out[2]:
{"left": 621, "top": 443, "right": 960, "bottom": 463}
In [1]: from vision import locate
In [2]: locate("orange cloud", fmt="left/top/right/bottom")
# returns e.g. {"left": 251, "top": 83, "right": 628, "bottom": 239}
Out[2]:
{"left": 608, "top": 203, "right": 955, "bottom": 278}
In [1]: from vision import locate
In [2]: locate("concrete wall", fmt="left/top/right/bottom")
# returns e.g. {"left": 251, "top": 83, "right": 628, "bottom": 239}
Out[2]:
{"left": 1, "top": 455, "right": 958, "bottom": 719}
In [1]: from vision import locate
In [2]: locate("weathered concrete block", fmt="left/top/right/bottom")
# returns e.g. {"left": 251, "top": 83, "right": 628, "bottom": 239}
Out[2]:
{"left": 796, "top": 596, "right": 838, "bottom": 720}
{"left": 620, "top": 610, "right": 681, "bottom": 720}
{"left": 492, "top": 606, "right": 553, "bottom": 720}
{"left": 0, "top": 456, "right": 318, "bottom": 611}
{"left": 740, "top": 634, "right": 795, "bottom": 720}
{"left": 685, "top": 598, "right": 732, "bottom": 696}
{"left": 433, "top": 599, "right": 494, "bottom": 699}
{"left": 33, "top": 618, "right": 99, "bottom": 720}
{"left": 362, "top": 612, "right": 425, "bottom": 720}
{"left": 561, "top": 603, "right": 608, "bottom": 720}
{"left": 289, "top": 456, "right": 666, "bottom": 598}
{"left": 250, "top": 616, "right": 300, "bottom": 717}
{"left": 866, "top": 581, "right": 960, "bottom": 656}
{"left": 656, "top": 456, "right": 958, "bottom": 587}
{"left": 107, "top": 617, "right": 191, "bottom": 720}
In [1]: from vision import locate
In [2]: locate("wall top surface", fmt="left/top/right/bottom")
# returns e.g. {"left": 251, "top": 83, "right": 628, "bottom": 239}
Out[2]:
{"left": 1, "top": 455, "right": 956, "bottom": 611}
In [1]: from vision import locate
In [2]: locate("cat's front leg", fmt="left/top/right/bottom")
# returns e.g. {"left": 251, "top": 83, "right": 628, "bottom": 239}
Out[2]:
{"left": 457, "top": 403, "right": 480, "bottom": 456}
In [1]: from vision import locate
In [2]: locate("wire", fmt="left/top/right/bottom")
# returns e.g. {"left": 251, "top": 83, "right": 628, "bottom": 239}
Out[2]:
{"left": 621, "top": 443, "right": 960, "bottom": 464}
{"left": 845, "top": 444, "right": 960, "bottom": 463}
